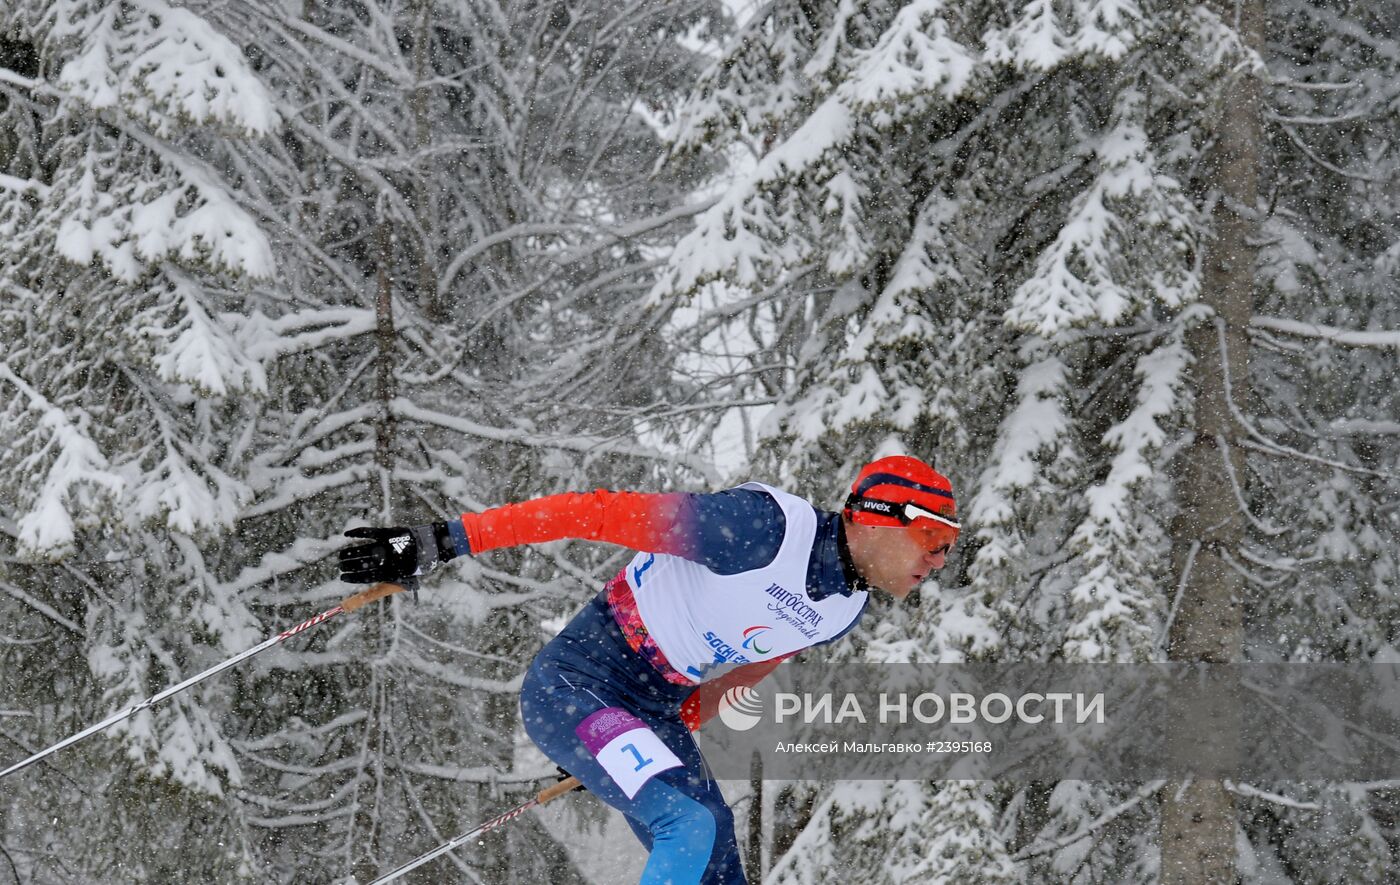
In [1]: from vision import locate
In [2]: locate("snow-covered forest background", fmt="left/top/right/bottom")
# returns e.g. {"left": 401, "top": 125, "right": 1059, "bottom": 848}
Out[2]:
{"left": 1, "top": 0, "right": 1397, "bottom": 881}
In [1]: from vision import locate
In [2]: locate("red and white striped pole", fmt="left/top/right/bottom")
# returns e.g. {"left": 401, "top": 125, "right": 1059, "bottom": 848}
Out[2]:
{"left": 0, "top": 581, "right": 410, "bottom": 781}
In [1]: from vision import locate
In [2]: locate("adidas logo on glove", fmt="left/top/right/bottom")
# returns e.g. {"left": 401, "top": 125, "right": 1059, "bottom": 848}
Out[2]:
{"left": 390, "top": 535, "right": 412, "bottom": 554}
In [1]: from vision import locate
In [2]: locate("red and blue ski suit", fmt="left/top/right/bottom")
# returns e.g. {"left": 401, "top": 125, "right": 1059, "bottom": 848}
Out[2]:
{"left": 448, "top": 485, "right": 869, "bottom": 884}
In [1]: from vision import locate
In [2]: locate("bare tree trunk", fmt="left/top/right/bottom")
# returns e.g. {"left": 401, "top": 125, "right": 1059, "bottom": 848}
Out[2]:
{"left": 770, "top": 784, "right": 815, "bottom": 872}
{"left": 1161, "top": 0, "right": 1262, "bottom": 881}
{"left": 412, "top": 0, "right": 441, "bottom": 321}
{"left": 374, "top": 213, "right": 397, "bottom": 520}
{"left": 346, "top": 213, "right": 398, "bottom": 881}
{"left": 746, "top": 750, "right": 763, "bottom": 881}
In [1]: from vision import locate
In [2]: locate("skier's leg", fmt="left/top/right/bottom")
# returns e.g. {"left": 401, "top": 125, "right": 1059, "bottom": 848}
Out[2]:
{"left": 604, "top": 764, "right": 745, "bottom": 885}
{"left": 520, "top": 655, "right": 746, "bottom": 884}
{"left": 633, "top": 717, "right": 746, "bottom": 885}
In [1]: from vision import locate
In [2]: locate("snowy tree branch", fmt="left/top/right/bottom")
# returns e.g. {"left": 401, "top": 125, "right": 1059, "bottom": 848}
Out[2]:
{"left": 1216, "top": 319, "right": 1400, "bottom": 480}
{"left": 0, "top": 580, "right": 83, "bottom": 635}
{"left": 1012, "top": 780, "right": 1166, "bottom": 860}
{"left": 1222, "top": 780, "right": 1320, "bottom": 810}
{"left": 390, "top": 399, "right": 719, "bottom": 480}
{"left": 0, "top": 173, "right": 49, "bottom": 197}
{"left": 1251, "top": 315, "right": 1400, "bottom": 350}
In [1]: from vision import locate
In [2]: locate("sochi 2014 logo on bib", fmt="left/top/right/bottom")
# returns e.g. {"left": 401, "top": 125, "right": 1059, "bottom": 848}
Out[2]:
{"left": 717, "top": 685, "right": 764, "bottom": 732}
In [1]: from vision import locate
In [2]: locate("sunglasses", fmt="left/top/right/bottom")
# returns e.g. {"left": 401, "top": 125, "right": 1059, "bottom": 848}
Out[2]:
{"left": 849, "top": 497, "right": 961, "bottom": 532}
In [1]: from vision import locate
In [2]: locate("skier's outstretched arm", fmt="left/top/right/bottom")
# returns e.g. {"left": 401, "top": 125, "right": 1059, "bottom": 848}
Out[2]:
{"left": 339, "top": 488, "right": 786, "bottom": 585}
{"left": 458, "top": 490, "right": 705, "bottom": 558}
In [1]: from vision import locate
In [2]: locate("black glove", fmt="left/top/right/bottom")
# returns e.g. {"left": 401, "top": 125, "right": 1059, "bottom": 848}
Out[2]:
{"left": 338, "top": 522, "right": 459, "bottom": 585}
{"left": 556, "top": 766, "right": 584, "bottom": 792}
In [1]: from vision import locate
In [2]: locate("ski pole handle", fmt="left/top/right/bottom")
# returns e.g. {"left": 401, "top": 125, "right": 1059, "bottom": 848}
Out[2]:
{"left": 340, "top": 581, "right": 409, "bottom": 613}
{"left": 536, "top": 775, "right": 582, "bottom": 804}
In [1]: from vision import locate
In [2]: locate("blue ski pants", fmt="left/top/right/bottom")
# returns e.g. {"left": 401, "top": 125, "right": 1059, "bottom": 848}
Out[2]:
{"left": 520, "top": 592, "right": 748, "bottom": 885}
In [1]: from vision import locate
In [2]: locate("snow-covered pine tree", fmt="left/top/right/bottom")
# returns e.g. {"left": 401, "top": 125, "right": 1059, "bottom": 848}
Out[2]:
{"left": 2, "top": 0, "right": 723, "bottom": 880}
{"left": 654, "top": 0, "right": 1399, "bottom": 880}
{"left": 182, "top": 0, "right": 726, "bottom": 880}
{"left": 1, "top": 0, "right": 284, "bottom": 878}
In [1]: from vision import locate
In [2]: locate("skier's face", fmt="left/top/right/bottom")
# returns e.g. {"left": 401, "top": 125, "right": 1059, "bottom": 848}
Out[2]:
{"left": 846, "top": 520, "right": 950, "bottom": 599}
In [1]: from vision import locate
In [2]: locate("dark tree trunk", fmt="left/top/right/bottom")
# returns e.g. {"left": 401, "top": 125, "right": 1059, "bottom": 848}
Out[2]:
{"left": 746, "top": 750, "right": 763, "bottom": 881}
{"left": 1161, "top": 0, "right": 1262, "bottom": 881}
{"left": 374, "top": 214, "right": 397, "bottom": 517}
{"left": 412, "top": 0, "right": 441, "bottom": 321}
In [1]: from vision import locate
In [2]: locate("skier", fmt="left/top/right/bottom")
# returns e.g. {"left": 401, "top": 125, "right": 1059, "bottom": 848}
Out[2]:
{"left": 338, "top": 455, "right": 959, "bottom": 884}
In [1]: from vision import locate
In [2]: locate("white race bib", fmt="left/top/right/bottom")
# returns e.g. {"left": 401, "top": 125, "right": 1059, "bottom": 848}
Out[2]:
{"left": 575, "top": 707, "right": 682, "bottom": 799}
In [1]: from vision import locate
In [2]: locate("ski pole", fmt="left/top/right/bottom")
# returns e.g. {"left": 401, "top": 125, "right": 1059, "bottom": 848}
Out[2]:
{"left": 0, "top": 579, "right": 414, "bottom": 781}
{"left": 367, "top": 773, "right": 583, "bottom": 885}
